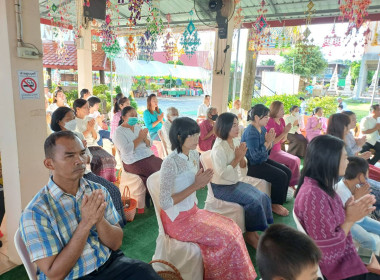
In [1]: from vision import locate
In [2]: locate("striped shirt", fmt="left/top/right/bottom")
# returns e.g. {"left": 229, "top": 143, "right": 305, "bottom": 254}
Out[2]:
{"left": 20, "top": 177, "right": 121, "bottom": 280}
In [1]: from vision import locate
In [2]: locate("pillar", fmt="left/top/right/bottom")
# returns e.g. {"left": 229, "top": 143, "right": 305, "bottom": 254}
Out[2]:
{"left": 241, "top": 31, "right": 258, "bottom": 111}
{"left": 211, "top": 21, "right": 234, "bottom": 114}
{"left": 77, "top": 22, "right": 92, "bottom": 96}
{"left": 0, "top": 0, "right": 49, "bottom": 264}
{"left": 355, "top": 56, "right": 368, "bottom": 98}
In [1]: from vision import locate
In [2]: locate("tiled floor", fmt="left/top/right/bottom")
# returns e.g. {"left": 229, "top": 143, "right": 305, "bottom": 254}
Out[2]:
{"left": 0, "top": 217, "right": 17, "bottom": 274}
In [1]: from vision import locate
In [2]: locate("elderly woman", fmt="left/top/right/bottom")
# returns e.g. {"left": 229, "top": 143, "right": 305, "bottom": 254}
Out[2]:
{"left": 73, "top": 99, "right": 116, "bottom": 182}
{"left": 160, "top": 117, "right": 256, "bottom": 280}
{"left": 198, "top": 107, "right": 218, "bottom": 151}
{"left": 114, "top": 106, "right": 162, "bottom": 188}
{"left": 143, "top": 94, "right": 164, "bottom": 141}
{"left": 284, "top": 105, "right": 308, "bottom": 158}
{"left": 211, "top": 112, "right": 273, "bottom": 249}
{"left": 50, "top": 107, "right": 126, "bottom": 227}
{"left": 161, "top": 107, "right": 179, "bottom": 155}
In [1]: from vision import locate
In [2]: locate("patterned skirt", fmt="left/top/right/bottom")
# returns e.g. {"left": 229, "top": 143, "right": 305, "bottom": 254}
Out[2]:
{"left": 161, "top": 205, "right": 256, "bottom": 280}
{"left": 89, "top": 146, "right": 117, "bottom": 182}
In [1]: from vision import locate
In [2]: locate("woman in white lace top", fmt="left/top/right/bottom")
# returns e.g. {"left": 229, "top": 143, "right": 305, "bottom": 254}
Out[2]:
{"left": 159, "top": 117, "right": 256, "bottom": 280}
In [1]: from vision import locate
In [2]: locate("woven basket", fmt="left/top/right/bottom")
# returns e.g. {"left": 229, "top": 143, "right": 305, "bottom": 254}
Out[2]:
{"left": 121, "top": 185, "right": 137, "bottom": 222}
{"left": 149, "top": 260, "right": 183, "bottom": 280}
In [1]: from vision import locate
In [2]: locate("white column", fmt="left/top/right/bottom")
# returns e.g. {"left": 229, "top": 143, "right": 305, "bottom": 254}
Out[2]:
{"left": 77, "top": 25, "right": 93, "bottom": 95}
{"left": 211, "top": 21, "right": 235, "bottom": 114}
{"left": 355, "top": 56, "right": 368, "bottom": 98}
{"left": 0, "top": 0, "right": 49, "bottom": 264}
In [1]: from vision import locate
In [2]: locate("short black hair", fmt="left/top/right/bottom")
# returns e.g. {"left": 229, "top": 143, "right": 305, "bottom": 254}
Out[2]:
{"left": 296, "top": 135, "right": 345, "bottom": 198}
{"left": 299, "top": 97, "right": 305, "bottom": 101}
{"left": 80, "top": 88, "right": 89, "bottom": 98}
{"left": 257, "top": 224, "right": 321, "bottom": 280}
{"left": 119, "top": 106, "right": 135, "bottom": 126}
{"left": 342, "top": 110, "right": 355, "bottom": 117}
{"left": 169, "top": 117, "right": 200, "bottom": 153}
{"left": 313, "top": 107, "right": 322, "bottom": 115}
{"left": 44, "top": 131, "right": 78, "bottom": 158}
{"left": 87, "top": 96, "right": 101, "bottom": 107}
{"left": 345, "top": 156, "right": 369, "bottom": 180}
{"left": 248, "top": 104, "right": 269, "bottom": 121}
{"left": 370, "top": 104, "right": 379, "bottom": 112}
{"left": 73, "top": 99, "right": 87, "bottom": 114}
{"left": 290, "top": 105, "right": 299, "bottom": 113}
{"left": 338, "top": 104, "right": 343, "bottom": 109}
{"left": 214, "top": 112, "right": 237, "bottom": 140}
{"left": 50, "top": 107, "right": 73, "bottom": 132}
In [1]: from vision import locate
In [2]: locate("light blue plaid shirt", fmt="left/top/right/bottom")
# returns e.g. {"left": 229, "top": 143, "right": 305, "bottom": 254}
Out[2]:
{"left": 20, "top": 177, "right": 121, "bottom": 280}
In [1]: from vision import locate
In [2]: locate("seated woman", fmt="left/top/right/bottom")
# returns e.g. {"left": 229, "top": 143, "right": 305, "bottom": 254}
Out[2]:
{"left": 161, "top": 107, "right": 179, "bottom": 155}
{"left": 73, "top": 99, "right": 116, "bottom": 182}
{"left": 295, "top": 134, "right": 379, "bottom": 280}
{"left": 110, "top": 97, "right": 130, "bottom": 140}
{"left": 143, "top": 94, "right": 164, "bottom": 141}
{"left": 327, "top": 113, "right": 380, "bottom": 215}
{"left": 199, "top": 107, "right": 218, "bottom": 151}
{"left": 46, "top": 88, "right": 69, "bottom": 126}
{"left": 113, "top": 106, "right": 162, "bottom": 188}
{"left": 211, "top": 112, "right": 273, "bottom": 249}
{"left": 50, "top": 107, "right": 126, "bottom": 227}
{"left": 266, "top": 101, "right": 301, "bottom": 187}
{"left": 160, "top": 117, "right": 256, "bottom": 280}
{"left": 230, "top": 99, "right": 246, "bottom": 126}
{"left": 284, "top": 105, "right": 308, "bottom": 158}
{"left": 305, "top": 107, "right": 327, "bottom": 142}
{"left": 336, "top": 157, "right": 380, "bottom": 255}
{"left": 343, "top": 111, "right": 380, "bottom": 184}
{"left": 241, "top": 104, "right": 291, "bottom": 217}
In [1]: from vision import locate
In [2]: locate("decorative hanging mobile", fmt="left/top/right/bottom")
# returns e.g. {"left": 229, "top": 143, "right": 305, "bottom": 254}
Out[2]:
{"left": 248, "top": 0, "right": 271, "bottom": 59}
{"left": 180, "top": 10, "right": 201, "bottom": 58}
{"left": 322, "top": 21, "right": 341, "bottom": 56}
{"left": 138, "top": 30, "right": 157, "bottom": 61}
{"left": 163, "top": 14, "right": 175, "bottom": 61}
{"left": 146, "top": 0, "right": 165, "bottom": 37}
{"left": 125, "top": 35, "right": 138, "bottom": 60}
{"left": 102, "top": 38, "right": 122, "bottom": 60}
{"left": 339, "top": 0, "right": 371, "bottom": 33}
{"left": 371, "top": 22, "right": 379, "bottom": 46}
{"left": 233, "top": 0, "right": 244, "bottom": 28}
{"left": 304, "top": 0, "right": 315, "bottom": 25}
{"left": 128, "top": 0, "right": 145, "bottom": 26}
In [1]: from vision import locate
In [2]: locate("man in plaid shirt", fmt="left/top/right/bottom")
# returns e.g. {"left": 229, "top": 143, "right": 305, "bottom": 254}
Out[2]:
{"left": 20, "top": 131, "right": 161, "bottom": 280}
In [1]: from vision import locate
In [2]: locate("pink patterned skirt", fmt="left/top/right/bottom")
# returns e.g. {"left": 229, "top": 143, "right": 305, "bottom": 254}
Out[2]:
{"left": 269, "top": 149, "right": 300, "bottom": 186}
{"left": 161, "top": 205, "right": 256, "bottom": 280}
{"left": 88, "top": 146, "right": 116, "bottom": 182}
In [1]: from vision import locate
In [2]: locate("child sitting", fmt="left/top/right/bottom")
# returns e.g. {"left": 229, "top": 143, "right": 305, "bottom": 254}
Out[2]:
{"left": 257, "top": 224, "right": 322, "bottom": 280}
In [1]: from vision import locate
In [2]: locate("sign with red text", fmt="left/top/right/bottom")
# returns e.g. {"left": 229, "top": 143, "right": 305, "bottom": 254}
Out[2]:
{"left": 18, "top": 70, "right": 40, "bottom": 99}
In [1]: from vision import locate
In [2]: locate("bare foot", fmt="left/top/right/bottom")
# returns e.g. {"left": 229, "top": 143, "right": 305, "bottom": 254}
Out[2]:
{"left": 244, "top": 231, "right": 260, "bottom": 249}
{"left": 272, "top": 204, "right": 289, "bottom": 216}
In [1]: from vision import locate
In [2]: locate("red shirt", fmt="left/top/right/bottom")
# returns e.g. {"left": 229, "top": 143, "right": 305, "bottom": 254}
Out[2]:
{"left": 199, "top": 119, "right": 216, "bottom": 151}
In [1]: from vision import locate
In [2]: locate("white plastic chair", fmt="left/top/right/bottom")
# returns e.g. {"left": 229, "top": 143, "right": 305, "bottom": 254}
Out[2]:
{"left": 292, "top": 210, "right": 324, "bottom": 279}
{"left": 117, "top": 149, "right": 146, "bottom": 209}
{"left": 157, "top": 130, "right": 168, "bottom": 158}
{"left": 14, "top": 228, "right": 37, "bottom": 280}
{"left": 147, "top": 171, "right": 204, "bottom": 280}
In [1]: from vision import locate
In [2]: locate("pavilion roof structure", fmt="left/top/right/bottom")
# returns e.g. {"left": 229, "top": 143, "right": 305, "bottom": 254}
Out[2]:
{"left": 39, "top": 0, "right": 380, "bottom": 32}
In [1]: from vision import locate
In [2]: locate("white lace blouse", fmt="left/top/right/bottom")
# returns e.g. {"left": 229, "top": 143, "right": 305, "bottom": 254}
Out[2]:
{"left": 75, "top": 116, "right": 100, "bottom": 147}
{"left": 159, "top": 150, "right": 199, "bottom": 221}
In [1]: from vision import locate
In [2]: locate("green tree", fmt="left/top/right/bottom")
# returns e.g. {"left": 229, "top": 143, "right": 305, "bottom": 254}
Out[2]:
{"left": 260, "top": 59, "right": 276, "bottom": 66}
{"left": 276, "top": 45, "right": 328, "bottom": 78}
{"left": 351, "top": 61, "right": 375, "bottom": 85}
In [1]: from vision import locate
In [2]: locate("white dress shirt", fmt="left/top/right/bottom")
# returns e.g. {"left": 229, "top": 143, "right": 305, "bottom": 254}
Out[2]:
{"left": 211, "top": 137, "right": 247, "bottom": 185}
{"left": 113, "top": 125, "right": 153, "bottom": 164}
{"left": 161, "top": 121, "right": 172, "bottom": 155}
{"left": 159, "top": 150, "right": 199, "bottom": 221}
{"left": 285, "top": 113, "right": 303, "bottom": 134}
{"left": 360, "top": 116, "right": 379, "bottom": 146}
{"left": 75, "top": 116, "right": 100, "bottom": 147}
{"left": 197, "top": 103, "right": 209, "bottom": 117}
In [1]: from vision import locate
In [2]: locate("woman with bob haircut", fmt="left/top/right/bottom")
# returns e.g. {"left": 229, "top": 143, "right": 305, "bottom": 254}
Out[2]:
{"left": 143, "top": 94, "right": 164, "bottom": 141}
{"left": 242, "top": 104, "right": 292, "bottom": 217}
{"left": 73, "top": 98, "right": 117, "bottom": 182}
{"left": 210, "top": 112, "right": 273, "bottom": 249}
{"left": 160, "top": 117, "right": 256, "bottom": 280}
{"left": 295, "top": 135, "right": 379, "bottom": 280}
{"left": 266, "top": 101, "right": 301, "bottom": 187}
{"left": 114, "top": 106, "right": 162, "bottom": 190}
{"left": 50, "top": 107, "right": 127, "bottom": 226}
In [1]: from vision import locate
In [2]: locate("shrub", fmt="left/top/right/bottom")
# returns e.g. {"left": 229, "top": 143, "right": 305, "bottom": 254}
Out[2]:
{"left": 65, "top": 90, "right": 78, "bottom": 107}
{"left": 305, "top": 96, "right": 337, "bottom": 117}
{"left": 128, "top": 95, "right": 138, "bottom": 110}
{"left": 252, "top": 94, "right": 302, "bottom": 113}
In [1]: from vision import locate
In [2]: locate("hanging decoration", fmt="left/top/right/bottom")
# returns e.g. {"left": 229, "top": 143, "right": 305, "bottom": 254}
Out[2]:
{"left": 339, "top": 0, "right": 371, "bottom": 33}
{"left": 180, "top": 10, "right": 201, "bottom": 58}
{"left": 146, "top": 0, "right": 165, "bottom": 37}
{"left": 125, "top": 35, "right": 138, "bottom": 60}
{"left": 102, "top": 38, "right": 122, "bottom": 60}
{"left": 92, "top": 43, "right": 98, "bottom": 52}
{"left": 371, "top": 22, "right": 379, "bottom": 46}
{"left": 322, "top": 22, "right": 341, "bottom": 56}
{"left": 305, "top": 0, "right": 315, "bottom": 25}
{"left": 233, "top": 0, "right": 244, "bottom": 28}
{"left": 84, "top": 0, "right": 90, "bottom": 7}
{"left": 248, "top": 0, "right": 271, "bottom": 59}
{"left": 138, "top": 30, "right": 157, "bottom": 61}
{"left": 101, "top": 22, "right": 117, "bottom": 47}
{"left": 128, "top": 0, "right": 145, "bottom": 26}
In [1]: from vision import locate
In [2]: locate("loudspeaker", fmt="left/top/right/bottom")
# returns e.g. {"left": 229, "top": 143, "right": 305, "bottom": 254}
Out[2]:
{"left": 83, "top": 0, "right": 106, "bottom": 20}
{"left": 216, "top": 13, "right": 228, "bottom": 39}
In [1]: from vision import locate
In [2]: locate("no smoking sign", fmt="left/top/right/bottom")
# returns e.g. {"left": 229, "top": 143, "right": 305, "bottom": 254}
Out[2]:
{"left": 18, "top": 70, "right": 40, "bottom": 100}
